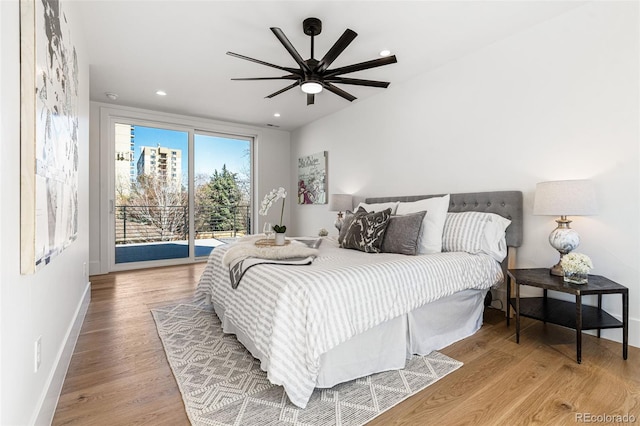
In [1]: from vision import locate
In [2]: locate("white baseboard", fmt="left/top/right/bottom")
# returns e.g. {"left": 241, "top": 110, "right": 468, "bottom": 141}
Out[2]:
{"left": 33, "top": 281, "right": 91, "bottom": 426}
{"left": 588, "top": 316, "right": 639, "bottom": 350}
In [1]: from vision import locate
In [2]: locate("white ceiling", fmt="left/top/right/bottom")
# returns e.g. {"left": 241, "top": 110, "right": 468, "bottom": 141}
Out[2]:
{"left": 75, "top": 1, "right": 582, "bottom": 131}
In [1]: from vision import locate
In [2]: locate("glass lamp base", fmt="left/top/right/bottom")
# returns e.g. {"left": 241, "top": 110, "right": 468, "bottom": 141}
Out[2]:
{"left": 334, "top": 213, "right": 344, "bottom": 231}
{"left": 549, "top": 227, "right": 580, "bottom": 254}
{"left": 548, "top": 218, "right": 580, "bottom": 277}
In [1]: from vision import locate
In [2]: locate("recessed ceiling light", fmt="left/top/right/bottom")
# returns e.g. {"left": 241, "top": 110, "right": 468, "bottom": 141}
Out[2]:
{"left": 379, "top": 49, "right": 391, "bottom": 57}
{"left": 273, "top": 113, "right": 281, "bottom": 118}
{"left": 105, "top": 92, "right": 118, "bottom": 100}
{"left": 156, "top": 90, "right": 167, "bottom": 96}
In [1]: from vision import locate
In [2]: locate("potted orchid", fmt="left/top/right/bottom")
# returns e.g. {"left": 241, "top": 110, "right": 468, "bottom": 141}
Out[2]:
{"left": 561, "top": 252, "right": 593, "bottom": 285}
{"left": 259, "top": 187, "right": 287, "bottom": 245}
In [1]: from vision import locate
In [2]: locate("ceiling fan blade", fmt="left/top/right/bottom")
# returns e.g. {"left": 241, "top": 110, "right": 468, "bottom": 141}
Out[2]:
{"left": 316, "top": 29, "right": 357, "bottom": 73}
{"left": 307, "top": 93, "right": 315, "bottom": 105}
{"left": 231, "top": 75, "right": 299, "bottom": 81}
{"left": 322, "top": 82, "right": 356, "bottom": 102}
{"left": 265, "top": 82, "right": 300, "bottom": 99}
{"left": 270, "top": 27, "right": 311, "bottom": 73}
{"left": 226, "top": 51, "right": 300, "bottom": 75}
{"left": 325, "top": 55, "right": 397, "bottom": 77}
{"left": 325, "top": 77, "right": 390, "bottom": 88}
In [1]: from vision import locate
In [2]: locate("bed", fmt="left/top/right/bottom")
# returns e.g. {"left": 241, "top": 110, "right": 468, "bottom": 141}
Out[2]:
{"left": 196, "top": 191, "right": 523, "bottom": 408}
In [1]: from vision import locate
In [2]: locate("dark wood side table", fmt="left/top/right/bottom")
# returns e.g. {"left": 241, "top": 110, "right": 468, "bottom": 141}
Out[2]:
{"left": 506, "top": 268, "right": 628, "bottom": 364}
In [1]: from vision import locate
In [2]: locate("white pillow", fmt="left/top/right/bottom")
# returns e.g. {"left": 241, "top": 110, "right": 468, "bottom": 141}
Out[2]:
{"left": 357, "top": 201, "right": 399, "bottom": 215}
{"left": 442, "top": 211, "right": 511, "bottom": 262}
{"left": 396, "top": 194, "right": 450, "bottom": 254}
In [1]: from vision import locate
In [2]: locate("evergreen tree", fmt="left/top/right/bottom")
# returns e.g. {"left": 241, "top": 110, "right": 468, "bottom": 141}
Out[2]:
{"left": 196, "top": 165, "right": 243, "bottom": 232}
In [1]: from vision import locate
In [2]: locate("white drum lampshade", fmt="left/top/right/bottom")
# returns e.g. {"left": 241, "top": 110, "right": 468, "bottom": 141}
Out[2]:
{"left": 329, "top": 194, "right": 353, "bottom": 231}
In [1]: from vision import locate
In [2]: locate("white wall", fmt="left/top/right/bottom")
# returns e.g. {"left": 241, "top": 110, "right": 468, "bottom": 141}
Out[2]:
{"left": 88, "top": 103, "right": 291, "bottom": 275}
{"left": 0, "top": 1, "right": 91, "bottom": 424}
{"left": 0, "top": 2, "right": 4, "bottom": 420}
{"left": 290, "top": 2, "right": 639, "bottom": 347}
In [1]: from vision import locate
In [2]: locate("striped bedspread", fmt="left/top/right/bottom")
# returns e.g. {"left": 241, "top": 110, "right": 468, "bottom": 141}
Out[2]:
{"left": 196, "top": 237, "right": 503, "bottom": 408}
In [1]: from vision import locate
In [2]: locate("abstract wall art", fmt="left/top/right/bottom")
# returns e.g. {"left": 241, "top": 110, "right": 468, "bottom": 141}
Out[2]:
{"left": 297, "top": 151, "right": 327, "bottom": 205}
{"left": 20, "top": 0, "right": 79, "bottom": 274}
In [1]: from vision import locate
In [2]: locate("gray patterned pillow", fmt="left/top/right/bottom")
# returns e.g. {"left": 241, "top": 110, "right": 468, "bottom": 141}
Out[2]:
{"left": 380, "top": 211, "right": 427, "bottom": 255}
{"left": 338, "top": 207, "right": 365, "bottom": 245}
{"left": 341, "top": 208, "right": 392, "bottom": 253}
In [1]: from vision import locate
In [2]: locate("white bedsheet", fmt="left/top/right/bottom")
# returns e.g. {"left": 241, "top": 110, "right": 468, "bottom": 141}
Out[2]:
{"left": 196, "top": 237, "right": 503, "bottom": 408}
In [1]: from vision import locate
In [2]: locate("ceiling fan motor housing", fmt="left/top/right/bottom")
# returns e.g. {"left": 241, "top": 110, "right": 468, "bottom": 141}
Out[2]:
{"left": 303, "top": 17, "right": 322, "bottom": 36}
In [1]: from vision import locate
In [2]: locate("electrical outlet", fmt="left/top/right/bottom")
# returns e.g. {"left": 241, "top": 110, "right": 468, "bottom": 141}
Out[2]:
{"left": 34, "top": 336, "right": 42, "bottom": 373}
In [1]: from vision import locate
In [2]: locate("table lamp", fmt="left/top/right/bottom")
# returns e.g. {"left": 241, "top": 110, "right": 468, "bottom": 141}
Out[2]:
{"left": 533, "top": 179, "right": 597, "bottom": 276}
{"left": 329, "top": 194, "right": 353, "bottom": 231}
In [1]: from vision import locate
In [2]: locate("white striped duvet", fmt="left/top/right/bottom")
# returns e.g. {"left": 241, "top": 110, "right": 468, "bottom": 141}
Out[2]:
{"left": 195, "top": 237, "right": 503, "bottom": 408}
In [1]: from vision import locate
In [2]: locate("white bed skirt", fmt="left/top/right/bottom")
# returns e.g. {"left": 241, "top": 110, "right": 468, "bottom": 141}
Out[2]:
{"left": 212, "top": 288, "right": 487, "bottom": 389}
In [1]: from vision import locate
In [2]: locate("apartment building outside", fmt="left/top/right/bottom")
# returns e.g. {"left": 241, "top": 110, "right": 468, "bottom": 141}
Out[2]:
{"left": 137, "top": 144, "right": 183, "bottom": 188}
{"left": 114, "top": 123, "right": 136, "bottom": 196}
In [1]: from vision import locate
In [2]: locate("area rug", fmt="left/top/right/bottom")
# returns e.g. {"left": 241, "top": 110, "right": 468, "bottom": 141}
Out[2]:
{"left": 151, "top": 301, "right": 463, "bottom": 426}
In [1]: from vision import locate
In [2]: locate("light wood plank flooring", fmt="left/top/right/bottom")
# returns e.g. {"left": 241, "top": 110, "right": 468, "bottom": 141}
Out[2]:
{"left": 53, "top": 264, "right": 639, "bottom": 425}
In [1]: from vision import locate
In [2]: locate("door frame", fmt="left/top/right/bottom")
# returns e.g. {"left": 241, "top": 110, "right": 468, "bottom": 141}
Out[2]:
{"left": 98, "top": 106, "right": 256, "bottom": 273}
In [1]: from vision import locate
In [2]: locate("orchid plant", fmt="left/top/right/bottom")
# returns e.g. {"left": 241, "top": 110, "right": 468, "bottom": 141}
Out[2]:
{"left": 259, "top": 187, "right": 287, "bottom": 233}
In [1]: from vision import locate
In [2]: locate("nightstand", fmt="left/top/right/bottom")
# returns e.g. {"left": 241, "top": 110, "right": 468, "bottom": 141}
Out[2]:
{"left": 506, "top": 268, "right": 628, "bottom": 363}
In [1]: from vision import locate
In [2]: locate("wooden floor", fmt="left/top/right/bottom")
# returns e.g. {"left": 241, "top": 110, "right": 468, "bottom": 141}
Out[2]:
{"left": 53, "top": 264, "right": 639, "bottom": 425}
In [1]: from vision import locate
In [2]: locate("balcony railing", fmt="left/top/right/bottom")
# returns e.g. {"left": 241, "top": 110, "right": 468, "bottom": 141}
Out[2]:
{"left": 115, "top": 204, "right": 250, "bottom": 245}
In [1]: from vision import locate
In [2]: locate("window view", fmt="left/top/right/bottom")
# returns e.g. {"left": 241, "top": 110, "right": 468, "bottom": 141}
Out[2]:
{"left": 113, "top": 123, "right": 252, "bottom": 265}
{"left": 194, "top": 132, "right": 251, "bottom": 257}
{"left": 114, "top": 124, "right": 189, "bottom": 263}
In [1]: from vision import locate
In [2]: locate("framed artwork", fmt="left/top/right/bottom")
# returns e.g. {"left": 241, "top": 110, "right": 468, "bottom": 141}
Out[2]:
{"left": 20, "top": 0, "right": 80, "bottom": 274}
{"left": 297, "top": 151, "right": 327, "bottom": 205}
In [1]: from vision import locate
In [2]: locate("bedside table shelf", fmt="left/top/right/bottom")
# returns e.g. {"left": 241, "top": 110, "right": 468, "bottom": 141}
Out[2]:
{"left": 507, "top": 268, "right": 628, "bottom": 364}
{"left": 509, "top": 297, "right": 623, "bottom": 330}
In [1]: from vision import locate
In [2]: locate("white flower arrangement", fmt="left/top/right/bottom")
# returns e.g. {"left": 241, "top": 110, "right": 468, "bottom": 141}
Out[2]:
{"left": 259, "top": 187, "right": 287, "bottom": 233}
{"left": 318, "top": 228, "right": 328, "bottom": 237}
{"left": 561, "top": 252, "right": 593, "bottom": 274}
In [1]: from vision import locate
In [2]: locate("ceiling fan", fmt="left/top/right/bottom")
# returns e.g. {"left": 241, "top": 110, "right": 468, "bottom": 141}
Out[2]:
{"left": 226, "top": 17, "right": 398, "bottom": 105}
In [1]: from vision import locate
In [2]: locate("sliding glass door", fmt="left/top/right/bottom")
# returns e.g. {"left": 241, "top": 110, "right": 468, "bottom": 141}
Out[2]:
{"left": 193, "top": 131, "right": 252, "bottom": 258}
{"left": 114, "top": 124, "right": 189, "bottom": 264}
{"left": 111, "top": 122, "right": 252, "bottom": 269}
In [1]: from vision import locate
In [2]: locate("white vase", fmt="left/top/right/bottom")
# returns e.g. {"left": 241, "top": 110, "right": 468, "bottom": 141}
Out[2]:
{"left": 274, "top": 232, "right": 286, "bottom": 246}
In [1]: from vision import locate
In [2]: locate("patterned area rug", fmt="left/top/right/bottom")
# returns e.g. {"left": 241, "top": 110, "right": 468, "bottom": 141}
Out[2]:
{"left": 151, "top": 301, "right": 463, "bottom": 426}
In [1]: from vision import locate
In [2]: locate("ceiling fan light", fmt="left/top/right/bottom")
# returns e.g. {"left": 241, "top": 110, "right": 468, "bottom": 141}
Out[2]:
{"left": 301, "top": 81, "right": 323, "bottom": 94}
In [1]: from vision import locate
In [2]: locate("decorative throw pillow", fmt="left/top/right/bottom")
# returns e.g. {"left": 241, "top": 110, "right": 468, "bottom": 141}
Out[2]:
{"left": 396, "top": 194, "right": 450, "bottom": 254}
{"left": 380, "top": 211, "right": 427, "bottom": 255}
{"left": 338, "top": 207, "right": 366, "bottom": 245}
{"left": 442, "top": 212, "right": 511, "bottom": 262}
{"left": 341, "top": 208, "right": 392, "bottom": 253}
{"left": 481, "top": 214, "right": 512, "bottom": 261}
{"left": 356, "top": 201, "right": 400, "bottom": 215}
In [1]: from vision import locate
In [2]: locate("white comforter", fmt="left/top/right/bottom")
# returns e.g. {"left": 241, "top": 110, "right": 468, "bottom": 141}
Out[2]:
{"left": 195, "top": 237, "right": 503, "bottom": 408}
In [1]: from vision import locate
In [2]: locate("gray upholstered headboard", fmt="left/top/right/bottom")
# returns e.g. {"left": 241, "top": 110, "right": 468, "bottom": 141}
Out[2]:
{"left": 365, "top": 191, "right": 523, "bottom": 248}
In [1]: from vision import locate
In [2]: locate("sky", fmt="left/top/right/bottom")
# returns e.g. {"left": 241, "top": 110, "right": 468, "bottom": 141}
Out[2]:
{"left": 133, "top": 125, "right": 250, "bottom": 183}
